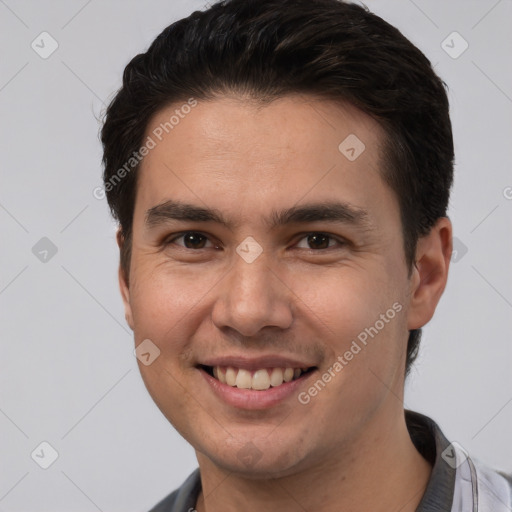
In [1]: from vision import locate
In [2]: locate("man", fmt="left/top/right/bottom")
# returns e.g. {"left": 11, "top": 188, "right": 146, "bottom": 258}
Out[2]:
{"left": 100, "top": 0, "right": 511, "bottom": 510}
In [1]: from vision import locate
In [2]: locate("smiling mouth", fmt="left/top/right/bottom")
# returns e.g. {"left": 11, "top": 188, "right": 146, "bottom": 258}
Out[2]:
{"left": 199, "top": 365, "right": 317, "bottom": 391}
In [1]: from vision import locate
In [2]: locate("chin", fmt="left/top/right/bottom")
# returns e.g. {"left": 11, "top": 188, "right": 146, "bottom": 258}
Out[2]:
{"left": 197, "top": 432, "right": 314, "bottom": 479}
{"left": 210, "top": 453, "right": 306, "bottom": 480}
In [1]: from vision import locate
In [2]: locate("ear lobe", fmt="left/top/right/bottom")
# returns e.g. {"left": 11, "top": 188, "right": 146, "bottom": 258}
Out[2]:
{"left": 116, "top": 228, "right": 134, "bottom": 331}
{"left": 116, "top": 228, "right": 124, "bottom": 251}
{"left": 407, "top": 217, "right": 452, "bottom": 331}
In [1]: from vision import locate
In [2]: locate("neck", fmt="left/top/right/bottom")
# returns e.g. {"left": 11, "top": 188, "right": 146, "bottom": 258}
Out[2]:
{"left": 194, "top": 409, "right": 432, "bottom": 512}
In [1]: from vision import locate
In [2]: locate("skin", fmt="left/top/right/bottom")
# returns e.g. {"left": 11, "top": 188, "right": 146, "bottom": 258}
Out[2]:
{"left": 117, "top": 95, "right": 452, "bottom": 512}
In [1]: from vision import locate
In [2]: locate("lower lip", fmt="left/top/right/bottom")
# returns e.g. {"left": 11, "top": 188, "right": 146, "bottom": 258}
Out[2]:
{"left": 199, "top": 368, "right": 316, "bottom": 410}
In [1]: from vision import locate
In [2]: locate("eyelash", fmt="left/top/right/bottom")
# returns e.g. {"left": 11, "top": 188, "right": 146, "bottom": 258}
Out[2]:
{"left": 163, "top": 231, "right": 346, "bottom": 251}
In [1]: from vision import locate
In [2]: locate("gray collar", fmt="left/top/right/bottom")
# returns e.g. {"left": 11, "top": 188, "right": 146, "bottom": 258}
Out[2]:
{"left": 405, "top": 409, "right": 456, "bottom": 511}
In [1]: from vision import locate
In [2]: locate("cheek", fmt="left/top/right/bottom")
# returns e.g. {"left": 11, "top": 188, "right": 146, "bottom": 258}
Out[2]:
{"left": 127, "top": 265, "right": 207, "bottom": 431}
{"left": 294, "top": 268, "right": 383, "bottom": 336}
{"left": 293, "top": 265, "right": 406, "bottom": 372}
{"left": 128, "top": 262, "right": 216, "bottom": 339}
{"left": 289, "top": 270, "right": 407, "bottom": 441}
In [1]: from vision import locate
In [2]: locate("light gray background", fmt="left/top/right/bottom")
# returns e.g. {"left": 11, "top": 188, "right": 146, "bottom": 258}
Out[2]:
{"left": 1, "top": 1, "right": 511, "bottom": 511}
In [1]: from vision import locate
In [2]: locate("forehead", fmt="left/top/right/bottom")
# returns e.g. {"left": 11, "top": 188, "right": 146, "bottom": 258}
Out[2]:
{"left": 135, "top": 95, "right": 395, "bottom": 226}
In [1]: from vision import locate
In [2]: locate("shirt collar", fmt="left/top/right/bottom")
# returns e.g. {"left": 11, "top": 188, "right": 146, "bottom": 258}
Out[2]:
{"left": 406, "top": 409, "right": 456, "bottom": 511}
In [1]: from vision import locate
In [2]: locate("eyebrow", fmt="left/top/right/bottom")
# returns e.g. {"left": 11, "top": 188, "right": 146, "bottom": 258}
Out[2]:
{"left": 144, "top": 199, "right": 373, "bottom": 231}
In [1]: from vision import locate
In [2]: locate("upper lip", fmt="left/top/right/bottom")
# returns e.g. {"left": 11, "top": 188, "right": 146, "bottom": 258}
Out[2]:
{"left": 199, "top": 355, "right": 317, "bottom": 371}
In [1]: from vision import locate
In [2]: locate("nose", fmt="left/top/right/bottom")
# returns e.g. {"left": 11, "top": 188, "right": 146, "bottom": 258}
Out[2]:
{"left": 211, "top": 252, "right": 294, "bottom": 337}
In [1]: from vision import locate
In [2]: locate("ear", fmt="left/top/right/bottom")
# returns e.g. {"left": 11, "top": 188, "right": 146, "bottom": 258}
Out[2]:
{"left": 407, "top": 217, "right": 452, "bottom": 330}
{"left": 116, "top": 228, "right": 134, "bottom": 331}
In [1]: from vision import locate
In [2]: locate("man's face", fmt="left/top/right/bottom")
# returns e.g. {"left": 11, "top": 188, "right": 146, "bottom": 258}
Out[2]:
{"left": 120, "top": 95, "right": 419, "bottom": 477}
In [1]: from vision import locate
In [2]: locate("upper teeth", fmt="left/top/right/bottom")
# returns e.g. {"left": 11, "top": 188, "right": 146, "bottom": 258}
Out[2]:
{"left": 212, "top": 366, "right": 307, "bottom": 390}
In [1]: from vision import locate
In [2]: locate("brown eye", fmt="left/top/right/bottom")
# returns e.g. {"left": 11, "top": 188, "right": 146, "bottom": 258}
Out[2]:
{"left": 167, "top": 232, "right": 214, "bottom": 249}
{"left": 183, "top": 232, "right": 207, "bottom": 249}
{"left": 296, "top": 233, "right": 342, "bottom": 250}
{"left": 306, "top": 233, "right": 330, "bottom": 249}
